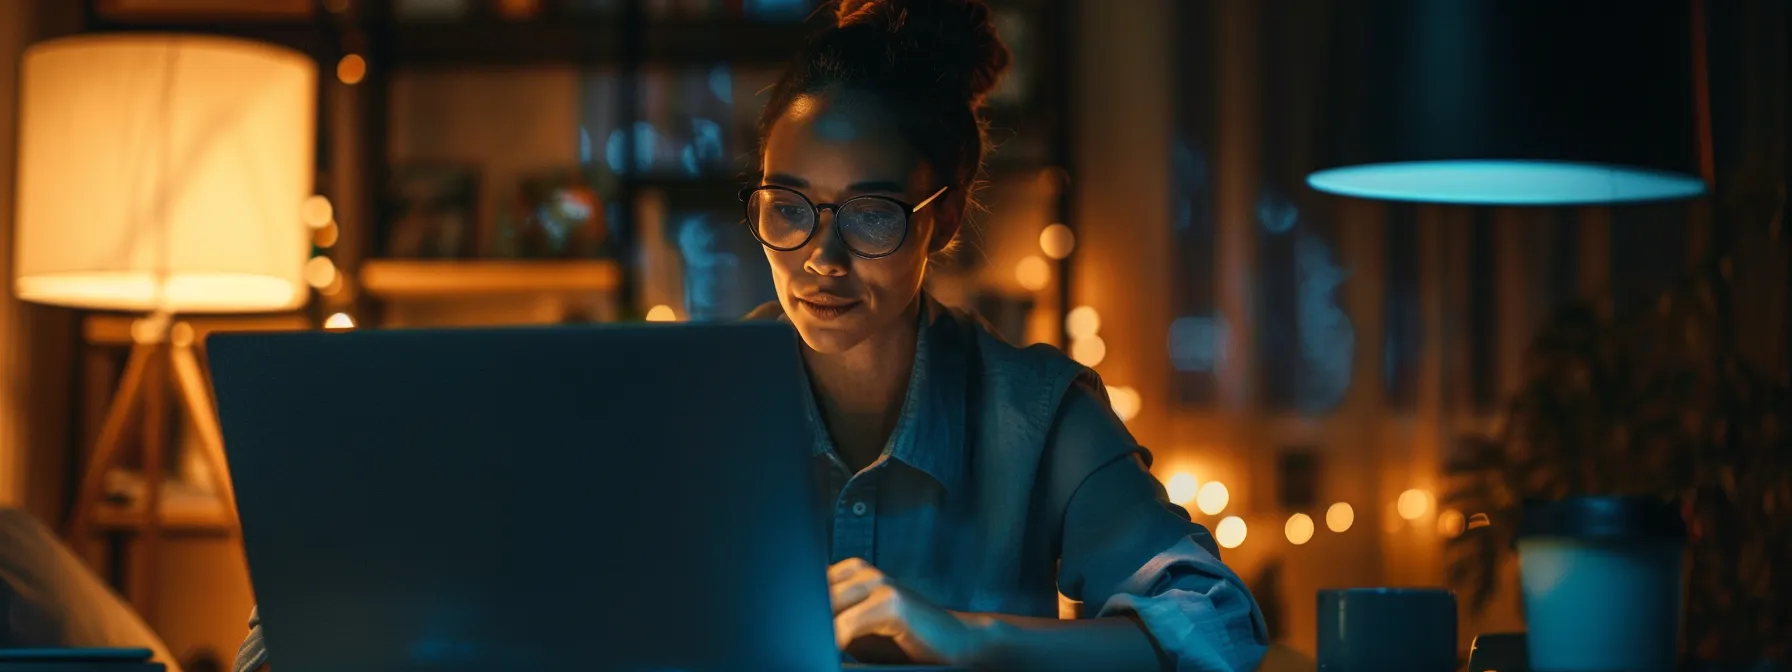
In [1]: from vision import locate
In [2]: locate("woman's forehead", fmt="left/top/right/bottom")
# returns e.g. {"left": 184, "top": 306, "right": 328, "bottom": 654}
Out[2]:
{"left": 763, "top": 92, "right": 922, "bottom": 190}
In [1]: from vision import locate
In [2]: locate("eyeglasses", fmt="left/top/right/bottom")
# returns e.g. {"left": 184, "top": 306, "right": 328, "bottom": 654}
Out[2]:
{"left": 740, "top": 184, "right": 950, "bottom": 259}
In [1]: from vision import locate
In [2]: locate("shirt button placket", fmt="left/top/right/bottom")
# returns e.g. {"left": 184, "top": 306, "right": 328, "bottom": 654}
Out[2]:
{"left": 833, "top": 477, "right": 877, "bottom": 564}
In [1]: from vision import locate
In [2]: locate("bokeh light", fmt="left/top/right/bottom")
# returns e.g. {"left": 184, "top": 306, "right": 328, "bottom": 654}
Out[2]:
{"left": 1165, "top": 472, "right": 1198, "bottom": 506}
{"left": 1070, "top": 335, "right": 1106, "bottom": 366}
{"left": 1196, "top": 481, "right": 1229, "bottom": 515}
{"left": 1285, "top": 513, "right": 1315, "bottom": 545}
{"left": 1065, "top": 305, "right": 1101, "bottom": 340}
{"left": 1325, "top": 502, "right": 1355, "bottom": 532}
{"left": 336, "top": 54, "right": 366, "bottom": 85}
{"left": 323, "top": 312, "right": 355, "bottom": 330}
{"left": 1215, "top": 516, "right": 1247, "bottom": 549}
{"left": 645, "top": 304, "right": 677, "bottom": 322}
{"left": 1015, "top": 255, "right": 1051, "bottom": 291}
{"left": 1039, "top": 223, "right": 1076, "bottom": 259}
{"left": 1438, "top": 509, "right": 1466, "bottom": 538}
{"left": 1397, "top": 488, "right": 1433, "bottom": 521}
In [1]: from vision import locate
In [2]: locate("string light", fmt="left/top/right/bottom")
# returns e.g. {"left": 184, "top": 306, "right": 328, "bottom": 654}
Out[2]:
{"left": 1285, "top": 513, "right": 1315, "bottom": 545}
{"left": 1165, "top": 472, "right": 1199, "bottom": 506}
{"left": 336, "top": 54, "right": 366, "bottom": 85}
{"left": 1038, "top": 223, "right": 1075, "bottom": 259}
{"left": 313, "top": 221, "right": 340, "bottom": 248}
{"left": 1196, "top": 481, "right": 1229, "bottom": 515}
{"left": 1069, "top": 335, "right": 1106, "bottom": 366}
{"left": 1325, "top": 502, "right": 1355, "bottom": 532}
{"left": 303, "top": 255, "right": 336, "bottom": 289}
{"left": 1104, "top": 385, "right": 1141, "bottom": 422}
{"left": 1438, "top": 509, "right": 1466, "bottom": 538}
{"left": 1065, "top": 306, "right": 1101, "bottom": 340}
{"left": 1215, "top": 516, "right": 1247, "bottom": 549}
{"left": 1015, "top": 255, "right": 1051, "bottom": 291}
{"left": 1397, "top": 488, "right": 1432, "bottom": 521}
{"left": 299, "top": 195, "right": 333, "bottom": 229}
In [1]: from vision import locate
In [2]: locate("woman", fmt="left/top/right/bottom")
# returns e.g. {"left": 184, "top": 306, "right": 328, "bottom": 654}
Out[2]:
{"left": 237, "top": 1, "right": 1266, "bottom": 669}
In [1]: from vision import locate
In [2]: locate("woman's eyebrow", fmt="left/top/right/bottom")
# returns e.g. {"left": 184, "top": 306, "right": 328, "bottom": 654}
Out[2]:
{"left": 764, "top": 173, "right": 807, "bottom": 188}
{"left": 845, "top": 180, "right": 907, "bottom": 194}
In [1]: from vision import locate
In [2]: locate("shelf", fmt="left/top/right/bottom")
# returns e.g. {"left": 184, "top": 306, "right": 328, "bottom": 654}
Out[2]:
{"left": 388, "top": 19, "right": 810, "bottom": 68}
{"left": 83, "top": 313, "right": 313, "bottom": 347}
{"left": 91, "top": 495, "right": 233, "bottom": 535}
{"left": 359, "top": 259, "right": 623, "bottom": 298}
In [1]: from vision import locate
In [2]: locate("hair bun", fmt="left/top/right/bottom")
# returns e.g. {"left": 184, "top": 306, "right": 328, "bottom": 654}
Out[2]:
{"left": 832, "top": 0, "right": 1012, "bottom": 106}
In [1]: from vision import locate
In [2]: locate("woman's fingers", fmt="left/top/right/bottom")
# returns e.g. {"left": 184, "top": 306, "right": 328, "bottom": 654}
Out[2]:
{"left": 828, "top": 557, "right": 886, "bottom": 613}
{"left": 827, "top": 556, "right": 871, "bottom": 583}
{"left": 833, "top": 585, "right": 899, "bottom": 650}
{"left": 830, "top": 568, "right": 887, "bottom": 614}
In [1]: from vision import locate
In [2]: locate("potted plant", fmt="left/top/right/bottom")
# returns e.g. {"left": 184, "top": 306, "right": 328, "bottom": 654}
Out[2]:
{"left": 1442, "top": 261, "right": 1790, "bottom": 670}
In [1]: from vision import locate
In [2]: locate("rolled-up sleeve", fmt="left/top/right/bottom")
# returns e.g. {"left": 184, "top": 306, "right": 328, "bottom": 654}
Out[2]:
{"left": 1049, "top": 384, "right": 1269, "bottom": 672}
{"left": 234, "top": 606, "right": 269, "bottom": 672}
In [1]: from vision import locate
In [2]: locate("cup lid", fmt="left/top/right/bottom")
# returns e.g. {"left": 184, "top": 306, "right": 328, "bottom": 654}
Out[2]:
{"left": 1516, "top": 495, "right": 1686, "bottom": 542}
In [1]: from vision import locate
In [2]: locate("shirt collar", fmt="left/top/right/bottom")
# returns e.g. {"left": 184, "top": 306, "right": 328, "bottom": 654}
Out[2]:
{"left": 789, "top": 294, "right": 968, "bottom": 493}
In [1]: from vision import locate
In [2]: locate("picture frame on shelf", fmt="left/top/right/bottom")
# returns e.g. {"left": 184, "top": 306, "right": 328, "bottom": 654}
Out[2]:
{"left": 383, "top": 163, "right": 482, "bottom": 259}
{"left": 94, "top": 0, "right": 314, "bottom": 21}
{"left": 499, "top": 167, "right": 618, "bottom": 259}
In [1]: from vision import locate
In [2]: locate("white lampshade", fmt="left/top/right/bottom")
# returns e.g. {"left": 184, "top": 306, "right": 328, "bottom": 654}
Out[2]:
{"left": 14, "top": 34, "right": 317, "bottom": 314}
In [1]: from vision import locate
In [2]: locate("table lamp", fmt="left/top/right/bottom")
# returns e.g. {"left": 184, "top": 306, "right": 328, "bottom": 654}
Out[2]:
{"left": 1306, "top": 0, "right": 1709, "bottom": 206}
{"left": 13, "top": 33, "right": 315, "bottom": 572}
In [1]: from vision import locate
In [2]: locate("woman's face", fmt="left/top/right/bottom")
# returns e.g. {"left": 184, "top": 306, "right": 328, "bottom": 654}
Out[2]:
{"left": 758, "top": 90, "right": 948, "bottom": 355}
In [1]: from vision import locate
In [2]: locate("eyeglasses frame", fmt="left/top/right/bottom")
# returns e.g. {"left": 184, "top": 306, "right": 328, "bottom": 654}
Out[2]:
{"left": 738, "top": 184, "right": 950, "bottom": 260}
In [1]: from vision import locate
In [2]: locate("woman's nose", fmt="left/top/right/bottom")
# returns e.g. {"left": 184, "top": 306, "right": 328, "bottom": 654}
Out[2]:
{"left": 803, "top": 210, "right": 851, "bottom": 276}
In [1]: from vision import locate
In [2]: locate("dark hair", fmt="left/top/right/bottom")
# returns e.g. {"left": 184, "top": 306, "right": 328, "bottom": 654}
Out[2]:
{"left": 758, "top": 0, "right": 1012, "bottom": 246}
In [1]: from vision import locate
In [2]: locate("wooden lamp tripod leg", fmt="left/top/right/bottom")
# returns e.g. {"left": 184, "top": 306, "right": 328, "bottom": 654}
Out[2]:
{"left": 63, "top": 340, "right": 155, "bottom": 557}
{"left": 168, "top": 328, "right": 238, "bottom": 528}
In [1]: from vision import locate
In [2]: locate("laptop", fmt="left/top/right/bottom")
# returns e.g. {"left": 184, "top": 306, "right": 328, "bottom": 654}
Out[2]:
{"left": 208, "top": 322, "right": 959, "bottom": 672}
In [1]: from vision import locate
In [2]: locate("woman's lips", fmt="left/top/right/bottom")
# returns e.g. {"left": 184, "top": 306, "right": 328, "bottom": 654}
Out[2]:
{"left": 795, "top": 296, "right": 861, "bottom": 319}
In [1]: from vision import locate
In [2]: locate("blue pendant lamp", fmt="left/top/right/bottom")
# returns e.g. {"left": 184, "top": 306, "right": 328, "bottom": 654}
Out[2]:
{"left": 1307, "top": 0, "right": 1709, "bottom": 206}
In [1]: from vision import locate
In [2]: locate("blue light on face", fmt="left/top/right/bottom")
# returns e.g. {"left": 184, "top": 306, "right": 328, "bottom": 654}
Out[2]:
{"left": 1306, "top": 160, "right": 1706, "bottom": 205}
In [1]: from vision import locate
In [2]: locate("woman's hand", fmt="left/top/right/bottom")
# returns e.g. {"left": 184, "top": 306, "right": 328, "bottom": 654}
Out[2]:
{"left": 828, "top": 557, "right": 985, "bottom": 665}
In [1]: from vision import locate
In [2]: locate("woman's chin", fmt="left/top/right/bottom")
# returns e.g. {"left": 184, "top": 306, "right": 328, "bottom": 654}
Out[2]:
{"left": 793, "top": 319, "right": 872, "bottom": 355}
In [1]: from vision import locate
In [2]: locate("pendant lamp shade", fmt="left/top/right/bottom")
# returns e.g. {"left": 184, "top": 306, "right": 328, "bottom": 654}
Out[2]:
{"left": 14, "top": 34, "right": 317, "bottom": 314}
{"left": 1306, "top": 0, "right": 1708, "bottom": 206}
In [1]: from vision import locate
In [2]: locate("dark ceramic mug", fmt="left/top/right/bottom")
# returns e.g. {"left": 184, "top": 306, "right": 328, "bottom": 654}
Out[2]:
{"left": 1316, "top": 587, "right": 1458, "bottom": 672}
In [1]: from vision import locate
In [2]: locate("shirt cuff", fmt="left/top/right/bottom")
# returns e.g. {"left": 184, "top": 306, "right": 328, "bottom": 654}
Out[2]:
{"left": 1094, "top": 537, "right": 1270, "bottom": 672}
{"left": 235, "top": 606, "right": 269, "bottom": 672}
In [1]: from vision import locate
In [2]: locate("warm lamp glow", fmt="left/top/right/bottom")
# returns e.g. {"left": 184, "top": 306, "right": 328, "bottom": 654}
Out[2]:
{"left": 1325, "top": 502, "right": 1355, "bottom": 532}
{"left": 1215, "top": 516, "right": 1247, "bottom": 549}
{"left": 1165, "top": 472, "right": 1198, "bottom": 506}
{"left": 1196, "top": 481, "right": 1229, "bottom": 515}
{"left": 1397, "top": 488, "right": 1433, "bottom": 520}
{"left": 1069, "top": 335, "right": 1106, "bottom": 366}
{"left": 15, "top": 35, "right": 316, "bottom": 314}
{"left": 1038, "top": 223, "right": 1075, "bottom": 259}
{"left": 1438, "top": 509, "right": 1466, "bottom": 538}
{"left": 1015, "top": 255, "right": 1051, "bottom": 291}
{"left": 645, "top": 304, "right": 678, "bottom": 322}
{"left": 1065, "top": 305, "right": 1101, "bottom": 340}
{"left": 1285, "top": 513, "right": 1315, "bottom": 545}
{"left": 323, "top": 312, "right": 355, "bottom": 330}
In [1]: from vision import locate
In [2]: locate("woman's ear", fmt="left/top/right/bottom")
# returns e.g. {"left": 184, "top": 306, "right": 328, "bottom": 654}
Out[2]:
{"left": 926, "top": 198, "right": 966, "bottom": 254}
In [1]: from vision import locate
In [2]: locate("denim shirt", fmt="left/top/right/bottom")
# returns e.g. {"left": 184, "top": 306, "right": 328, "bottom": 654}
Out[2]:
{"left": 236, "top": 297, "right": 1267, "bottom": 672}
{"left": 753, "top": 296, "right": 1267, "bottom": 671}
